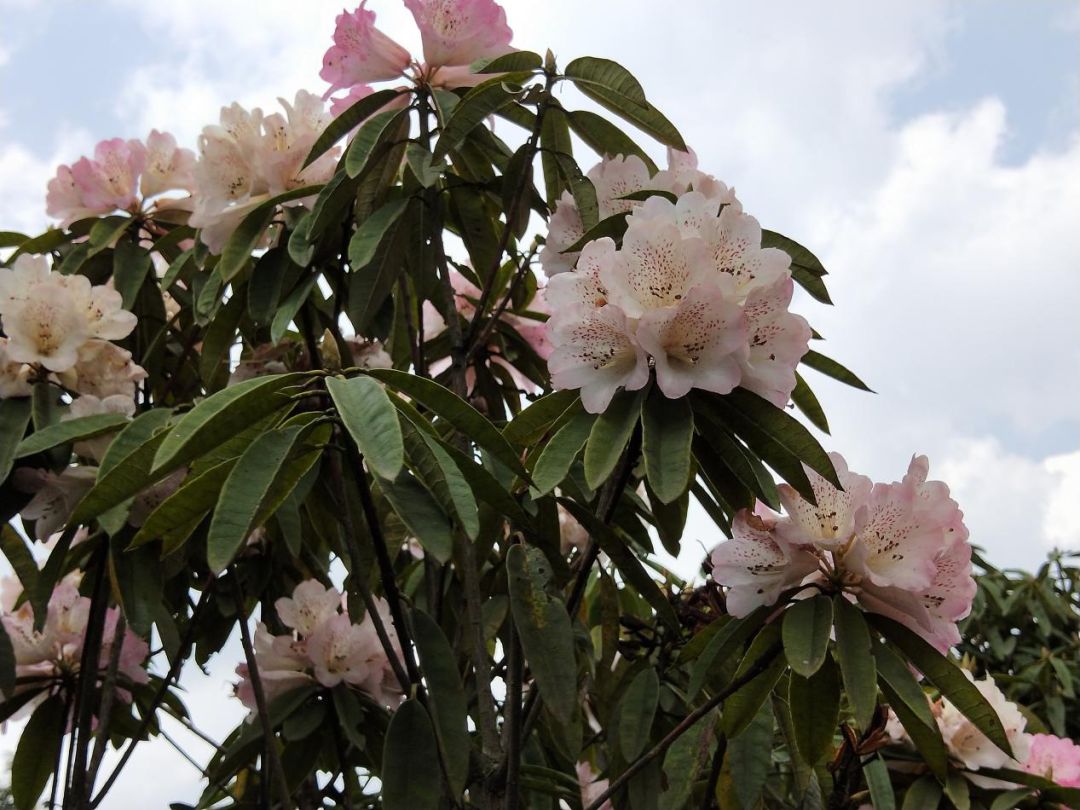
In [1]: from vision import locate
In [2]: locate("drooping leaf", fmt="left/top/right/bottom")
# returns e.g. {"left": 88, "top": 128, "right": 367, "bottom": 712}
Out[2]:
{"left": 382, "top": 699, "right": 440, "bottom": 810}
{"left": 863, "top": 754, "right": 896, "bottom": 810}
{"left": 506, "top": 544, "right": 578, "bottom": 725}
{"left": 0, "top": 397, "right": 32, "bottom": 481}
{"left": 327, "top": 374, "right": 404, "bottom": 480}
{"left": 345, "top": 108, "right": 410, "bottom": 178}
{"left": 564, "top": 57, "right": 648, "bottom": 104}
{"left": 11, "top": 694, "right": 66, "bottom": 810}
{"left": 15, "top": 412, "right": 130, "bottom": 459}
{"left": 151, "top": 373, "right": 304, "bottom": 475}
{"left": 378, "top": 472, "right": 453, "bottom": 564}
{"left": 832, "top": 597, "right": 878, "bottom": 731}
{"left": 789, "top": 656, "right": 840, "bottom": 765}
{"left": 728, "top": 700, "right": 774, "bottom": 810}
{"left": 367, "top": 368, "right": 526, "bottom": 477}
{"left": 502, "top": 389, "right": 581, "bottom": 447}
{"left": 721, "top": 623, "right": 786, "bottom": 737}
{"left": 641, "top": 389, "right": 694, "bottom": 504}
{"left": 872, "top": 615, "right": 1013, "bottom": 757}
{"left": 801, "top": 349, "right": 874, "bottom": 393}
{"left": 619, "top": 668, "right": 660, "bottom": 760}
{"left": 411, "top": 610, "right": 469, "bottom": 798}
{"left": 216, "top": 186, "right": 322, "bottom": 282}
{"left": 566, "top": 109, "right": 658, "bottom": 173}
{"left": 348, "top": 197, "right": 409, "bottom": 271}
{"left": 902, "top": 776, "right": 942, "bottom": 810}
{"left": 569, "top": 81, "right": 685, "bottom": 151}
{"left": 563, "top": 211, "right": 629, "bottom": 253}
{"left": 530, "top": 410, "right": 594, "bottom": 495}
{"left": 874, "top": 642, "right": 948, "bottom": 783}
{"left": 303, "top": 88, "right": 405, "bottom": 169}
{"left": 583, "top": 386, "right": 644, "bottom": 490}
{"left": 782, "top": 595, "right": 833, "bottom": 677}
{"left": 791, "top": 372, "right": 830, "bottom": 434}
{"left": 270, "top": 274, "right": 319, "bottom": 346}
{"left": 434, "top": 73, "right": 532, "bottom": 159}
{"left": 206, "top": 424, "right": 314, "bottom": 573}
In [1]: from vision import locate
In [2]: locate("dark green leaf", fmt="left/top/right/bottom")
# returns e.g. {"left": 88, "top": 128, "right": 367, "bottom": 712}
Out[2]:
{"left": 874, "top": 643, "right": 948, "bottom": 783}
{"left": 128, "top": 459, "right": 234, "bottom": 551}
{"left": 216, "top": 186, "right": 322, "bottom": 280}
{"left": 791, "top": 373, "right": 830, "bottom": 434}
{"left": 721, "top": 623, "right": 786, "bottom": 737}
{"left": 206, "top": 424, "right": 312, "bottom": 572}
{"left": 475, "top": 50, "right": 543, "bottom": 73}
{"left": 345, "top": 108, "right": 410, "bottom": 178}
{"left": 564, "top": 57, "right": 647, "bottom": 104}
{"left": 270, "top": 274, "right": 319, "bottom": 346}
{"left": 0, "top": 622, "right": 14, "bottom": 696}
{"left": 832, "top": 597, "right": 878, "bottom": 731}
{"left": 151, "top": 373, "right": 304, "bottom": 475}
{"left": 530, "top": 410, "right": 594, "bottom": 495}
{"left": 348, "top": 197, "right": 409, "bottom": 271}
{"left": 563, "top": 211, "right": 629, "bottom": 253}
{"left": 0, "top": 525, "right": 38, "bottom": 595}
{"left": 863, "top": 754, "right": 896, "bottom": 810}
{"left": 729, "top": 700, "right": 774, "bottom": 810}
{"left": 872, "top": 615, "right": 1013, "bottom": 757}
{"left": 583, "top": 386, "right": 644, "bottom": 490}
{"left": 0, "top": 397, "right": 32, "bottom": 481}
{"left": 570, "top": 83, "right": 685, "bottom": 151}
{"left": 367, "top": 368, "right": 526, "bottom": 477}
{"left": 382, "top": 699, "right": 440, "bottom": 810}
{"left": 783, "top": 595, "right": 833, "bottom": 677}
{"left": 434, "top": 73, "right": 531, "bottom": 159}
{"left": 15, "top": 412, "right": 129, "bottom": 459}
{"left": 687, "top": 609, "right": 768, "bottom": 699}
{"left": 619, "top": 668, "right": 659, "bottom": 760}
{"left": 566, "top": 110, "right": 658, "bottom": 173}
{"left": 112, "top": 239, "right": 152, "bottom": 309}
{"left": 412, "top": 610, "right": 469, "bottom": 798}
{"left": 988, "top": 788, "right": 1031, "bottom": 810}
{"left": 902, "top": 776, "right": 942, "bottom": 810}
{"left": 247, "top": 247, "right": 291, "bottom": 324}
{"left": 506, "top": 544, "right": 578, "bottom": 725}
{"left": 327, "top": 374, "right": 404, "bottom": 480}
{"left": 379, "top": 472, "right": 453, "bottom": 563}
{"left": 801, "top": 350, "right": 874, "bottom": 393}
{"left": 502, "top": 390, "right": 581, "bottom": 447}
{"left": 303, "top": 88, "right": 404, "bottom": 169}
{"left": 406, "top": 427, "right": 480, "bottom": 540}
{"left": 789, "top": 656, "right": 840, "bottom": 765}
{"left": 11, "top": 694, "right": 65, "bottom": 810}
{"left": 641, "top": 389, "right": 693, "bottom": 504}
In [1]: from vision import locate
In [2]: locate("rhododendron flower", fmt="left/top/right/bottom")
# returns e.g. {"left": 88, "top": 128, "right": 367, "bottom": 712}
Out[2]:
{"left": 709, "top": 507, "right": 818, "bottom": 617}
{"left": 939, "top": 673, "right": 1030, "bottom": 771}
{"left": 140, "top": 129, "right": 195, "bottom": 198}
{"left": 0, "top": 338, "right": 33, "bottom": 398}
{"left": 306, "top": 612, "right": 379, "bottom": 688}
{"left": 404, "top": 0, "right": 513, "bottom": 71}
{"left": 235, "top": 623, "right": 313, "bottom": 713}
{"left": 738, "top": 277, "right": 812, "bottom": 407}
{"left": 576, "top": 761, "right": 613, "bottom": 810}
{"left": 321, "top": 2, "right": 412, "bottom": 94}
{"left": 60, "top": 340, "right": 147, "bottom": 400}
{"left": 191, "top": 92, "right": 338, "bottom": 253}
{"left": 276, "top": 580, "right": 344, "bottom": 637}
{"left": 14, "top": 466, "right": 97, "bottom": 540}
{"left": 635, "top": 283, "right": 747, "bottom": 399}
{"left": 69, "top": 138, "right": 146, "bottom": 214}
{"left": 1024, "top": 734, "right": 1080, "bottom": 787}
{"left": 547, "top": 304, "right": 649, "bottom": 413}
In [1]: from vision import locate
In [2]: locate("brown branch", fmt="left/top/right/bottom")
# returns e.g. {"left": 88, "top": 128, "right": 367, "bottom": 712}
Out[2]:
{"left": 234, "top": 573, "right": 294, "bottom": 809}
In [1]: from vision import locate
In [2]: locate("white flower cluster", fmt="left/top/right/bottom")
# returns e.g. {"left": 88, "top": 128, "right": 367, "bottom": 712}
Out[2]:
{"left": 544, "top": 150, "right": 811, "bottom": 412}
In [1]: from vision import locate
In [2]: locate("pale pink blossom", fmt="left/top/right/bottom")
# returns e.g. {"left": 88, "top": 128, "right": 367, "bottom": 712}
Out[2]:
{"left": 46, "top": 165, "right": 98, "bottom": 227}
{"left": 738, "top": 276, "right": 811, "bottom": 407}
{"left": 235, "top": 623, "right": 313, "bottom": 713}
{"left": 635, "top": 283, "right": 747, "bottom": 399}
{"left": 545, "top": 237, "right": 616, "bottom": 312}
{"left": 547, "top": 304, "right": 649, "bottom": 414}
{"left": 774, "top": 452, "right": 874, "bottom": 551}
{"left": 404, "top": 0, "right": 513, "bottom": 70}
{"left": 539, "top": 191, "right": 585, "bottom": 277}
{"left": 140, "top": 129, "right": 195, "bottom": 198}
{"left": 276, "top": 580, "right": 344, "bottom": 637}
{"left": 68, "top": 138, "right": 146, "bottom": 214}
{"left": 0, "top": 338, "right": 33, "bottom": 398}
{"left": 14, "top": 466, "right": 97, "bottom": 540}
{"left": 191, "top": 93, "right": 338, "bottom": 253}
{"left": 329, "top": 83, "right": 375, "bottom": 117}
{"left": 559, "top": 505, "right": 590, "bottom": 555}
{"left": 1024, "top": 734, "right": 1080, "bottom": 787}
{"left": 939, "top": 672, "right": 1030, "bottom": 772}
{"left": 305, "top": 612, "right": 378, "bottom": 688}
{"left": 60, "top": 340, "right": 147, "bottom": 400}
{"left": 576, "top": 761, "right": 613, "bottom": 810}
{"left": 350, "top": 597, "right": 404, "bottom": 707}
{"left": 709, "top": 506, "right": 818, "bottom": 616}
{"left": 652, "top": 147, "right": 741, "bottom": 207}
{"left": 321, "top": 2, "right": 412, "bottom": 94}
{"left": 348, "top": 338, "right": 393, "bottom": 369}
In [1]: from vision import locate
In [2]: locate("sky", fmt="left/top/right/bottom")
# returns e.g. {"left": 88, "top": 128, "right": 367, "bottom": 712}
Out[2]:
{"left": 1, "top": 0, "right": 1078, "bottom": 805}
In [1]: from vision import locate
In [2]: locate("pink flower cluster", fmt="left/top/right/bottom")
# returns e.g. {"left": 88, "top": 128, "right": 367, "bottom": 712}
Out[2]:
{"left": 709, "top": 452, "right": 976, "bottom": 653}
{"left": 544, "top": 151, "right": 810, "bottom": 413}
{"left": 888, "top": 671, "right": 1080, "bottom": 789}
{"left": 0, "top": 254, "right": 144, "bottom": 398}
{"left": 235, "top": 580, "right": 404, "bottom": 713}
{"left": 189, "top": 91, "right": 339, "bottom": 253}
{"left": 320, "top": 0, "right": 514, "bottom": 112}
{"left": 0, "top": 575, "right": 149, "bottom": 695}
{"left": 46, "top": 131, "right": 194, "bottom": 227}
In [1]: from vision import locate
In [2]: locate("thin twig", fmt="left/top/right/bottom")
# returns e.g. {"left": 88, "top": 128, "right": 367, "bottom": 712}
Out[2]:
{"left": 584, "top": 641, "right": 784, "bottom": 810}
{"left": 90, "top": 586, "right": 212, "bottom": 809}
{"left": 503, "top": 610, "right": 523, "bottom": 810}
{"left": 234, "top": 573, "right": 294, "bottom": 809}
{"left": 86, "top": 612, "right": 127, "bottom": 793}
{"left": 699, "top": 732, "right": 728, "bottom": 810}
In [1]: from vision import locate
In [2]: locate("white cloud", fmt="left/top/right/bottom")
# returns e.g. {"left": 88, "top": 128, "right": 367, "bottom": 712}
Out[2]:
{"left": 0, "top": 128, "right": 93, "bottom": 235}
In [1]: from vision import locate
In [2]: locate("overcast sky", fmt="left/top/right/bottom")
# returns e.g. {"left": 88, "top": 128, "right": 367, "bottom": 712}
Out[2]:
{"left": 1, "top": 0, "right": 1078, "bottom": 805}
